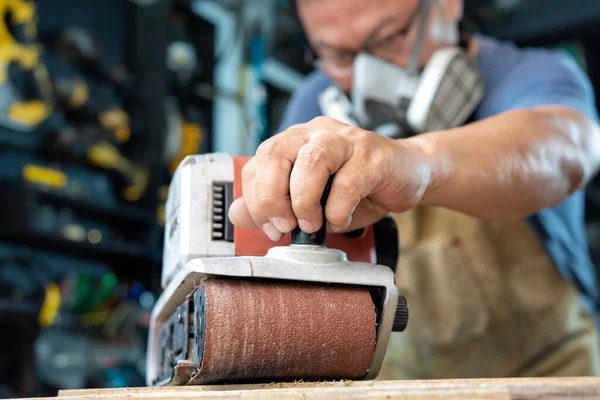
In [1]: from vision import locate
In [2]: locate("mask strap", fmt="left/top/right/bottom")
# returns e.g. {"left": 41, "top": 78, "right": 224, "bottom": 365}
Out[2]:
{"left": 406, "top": 0, "right": 433, "bottom": 76}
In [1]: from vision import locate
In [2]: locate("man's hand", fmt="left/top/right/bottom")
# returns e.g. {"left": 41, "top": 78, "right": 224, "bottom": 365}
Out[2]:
{"left": 228, "top": 116, "right": 434, "bottom": 241}
{"left": 229, "top": 106, "right": 600, "bottom": 239}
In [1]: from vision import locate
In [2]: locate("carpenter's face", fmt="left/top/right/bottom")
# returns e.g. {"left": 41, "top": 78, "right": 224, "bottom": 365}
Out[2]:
{"left": 297, "top": 0, "right": 463, "bottom": 92}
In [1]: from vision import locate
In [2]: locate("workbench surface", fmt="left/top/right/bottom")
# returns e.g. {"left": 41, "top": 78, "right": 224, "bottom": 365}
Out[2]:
{"left": 24, "top": 376, "right": 600, "bottom": 399}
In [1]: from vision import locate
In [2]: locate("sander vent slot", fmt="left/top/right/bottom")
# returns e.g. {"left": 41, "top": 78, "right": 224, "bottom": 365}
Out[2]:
{"left": 211, "top": 182, "right": 234, "bottom": 242}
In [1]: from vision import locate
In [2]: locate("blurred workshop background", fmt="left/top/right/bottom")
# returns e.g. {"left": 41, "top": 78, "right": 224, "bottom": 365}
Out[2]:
{"left": 1, "top": 0, "right": 600, "bottom": 398}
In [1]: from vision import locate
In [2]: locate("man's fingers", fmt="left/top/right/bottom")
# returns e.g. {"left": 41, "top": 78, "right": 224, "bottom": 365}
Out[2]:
{"left": 325, "top": 162, "right": 379, "bottom": 231}
{"left": 228, "top": 196, "right": 281, "bottom": 241}
{"left": 254, "top": 133, "right": 309, "bottom": 234}
{"left": 240, "top": 160, "right": 282, "bottom": 241}
{"left": 227, "top": 197, "right": 256, "bottom": 229}
{"left": 342, "top": 199, "right": 388, "bottom": 232}
{"left": 290, "top": 133, "right": 352, "bottom": 233}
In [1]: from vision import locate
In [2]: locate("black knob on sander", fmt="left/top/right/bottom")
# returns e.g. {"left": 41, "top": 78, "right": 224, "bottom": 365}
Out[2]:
{"left": 392, "top": 295, "right": 409, "bottom": 332}
{"left": 291, "top": 175, "right": 334, "bottom": 246}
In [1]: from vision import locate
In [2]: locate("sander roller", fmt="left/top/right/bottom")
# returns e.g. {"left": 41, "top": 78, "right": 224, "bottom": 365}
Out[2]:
{"left": 147, "top": 153, "right": 409, "bottom": 386}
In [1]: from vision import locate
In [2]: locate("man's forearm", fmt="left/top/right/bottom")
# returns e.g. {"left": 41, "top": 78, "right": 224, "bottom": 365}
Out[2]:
{"left": 406, "top": 106, "right": 600, "bottom": 220}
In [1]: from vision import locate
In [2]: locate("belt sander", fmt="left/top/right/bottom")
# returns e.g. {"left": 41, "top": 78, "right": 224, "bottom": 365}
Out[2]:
{"left": 146, "top": 153, "right": 409, "bottom": 386}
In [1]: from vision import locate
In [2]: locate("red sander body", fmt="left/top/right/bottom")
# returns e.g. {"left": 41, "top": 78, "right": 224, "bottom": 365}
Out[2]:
{"left": 147, "top": 153, "right": 409, "bottom": 386}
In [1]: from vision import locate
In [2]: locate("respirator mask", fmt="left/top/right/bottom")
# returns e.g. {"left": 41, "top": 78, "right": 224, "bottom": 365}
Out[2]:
{"left": 318, "top": 0, "right": 484, "bottom": 138}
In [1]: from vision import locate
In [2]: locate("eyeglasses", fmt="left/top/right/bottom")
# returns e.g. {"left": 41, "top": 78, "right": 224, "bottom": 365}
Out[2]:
{"left": 308, "top": 1, "right": 425, "bottom": 72}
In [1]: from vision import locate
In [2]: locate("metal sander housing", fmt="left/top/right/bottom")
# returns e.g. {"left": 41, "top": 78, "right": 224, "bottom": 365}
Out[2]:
{"left": 147, "top": 153, "right": 408, "bottom": 387}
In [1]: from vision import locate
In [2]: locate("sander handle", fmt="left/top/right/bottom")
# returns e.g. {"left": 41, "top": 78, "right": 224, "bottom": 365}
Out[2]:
{"left": 291, "top": 175, "right": 334, "bottom": 246}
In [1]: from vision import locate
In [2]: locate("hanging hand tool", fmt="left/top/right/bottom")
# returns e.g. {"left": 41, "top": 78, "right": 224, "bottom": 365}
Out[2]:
{"left": 41, "top": 26, "right": 133, "bottom": 100}
{"left": 147, "top": 153, "right": 408, "bottom": 386}
{"left": 0, "top": 0, "right": 53, "bottom": 131}
{"left": 41, "top": 128, "right": 149, "bottom": 202}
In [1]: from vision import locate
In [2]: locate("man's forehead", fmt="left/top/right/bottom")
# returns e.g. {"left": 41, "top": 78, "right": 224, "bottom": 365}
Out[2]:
{"left": 296, "top": 0, "right": 419, "bottom": 48}
{"left": 295, "top": 0, "right": 418, "bottom": 17}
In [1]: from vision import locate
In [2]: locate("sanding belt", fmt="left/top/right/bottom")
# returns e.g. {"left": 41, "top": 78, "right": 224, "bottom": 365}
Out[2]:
{"left": 189, "top": 278, "right": 377, "bottom": 384}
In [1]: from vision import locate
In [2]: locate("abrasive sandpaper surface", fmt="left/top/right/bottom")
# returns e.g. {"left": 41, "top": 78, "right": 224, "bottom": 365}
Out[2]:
{"left": 193, "top": 279, "right": 376, "bottom": 384}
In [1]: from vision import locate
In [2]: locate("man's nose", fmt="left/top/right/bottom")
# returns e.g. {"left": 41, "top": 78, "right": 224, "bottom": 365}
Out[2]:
{"left": 341, "top": 73, "right": 353, "bottom": 94}
{"left": 327, "top": 66, "right": 354, "bottom": 95}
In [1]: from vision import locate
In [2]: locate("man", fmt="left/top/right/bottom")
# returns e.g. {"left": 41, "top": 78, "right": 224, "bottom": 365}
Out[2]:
{"left": 229, "top": 0, "right": 600, "bottom": 378}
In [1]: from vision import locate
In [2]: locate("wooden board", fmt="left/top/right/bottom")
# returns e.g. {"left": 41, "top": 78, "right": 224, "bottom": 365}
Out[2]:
{"left": 19, "top": 377, "right": 600, "bottom": 399}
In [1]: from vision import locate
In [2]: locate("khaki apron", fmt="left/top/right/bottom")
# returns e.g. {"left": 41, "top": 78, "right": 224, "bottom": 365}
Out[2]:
{"left": 377, "top": 206, "right": 600, "bottom": 379}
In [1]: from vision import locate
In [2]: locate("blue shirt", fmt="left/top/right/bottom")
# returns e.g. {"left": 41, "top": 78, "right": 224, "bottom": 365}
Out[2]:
{"left": 275, "top": 35, "right": 600, "bottom": 317}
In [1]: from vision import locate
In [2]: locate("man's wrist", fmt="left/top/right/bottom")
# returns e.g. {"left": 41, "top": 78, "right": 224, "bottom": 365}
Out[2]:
{"left": 399, "top": 132, "right": 450, "bottom": 207}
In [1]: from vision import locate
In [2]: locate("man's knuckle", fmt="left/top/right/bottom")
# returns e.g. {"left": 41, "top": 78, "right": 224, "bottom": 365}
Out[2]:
{"left": 256, "top": 190, "right": 277, "bottom": 209}
{"left": 351, "top": 128, "right": 372, "bottom": 143}
{"left": 244, "top": 195, "right": 261, "bottom": 215}
{"left": 297, "top": 143, "right": 327, "bottom": 169}
{"left": 287, "top": 122, "right": 304, "bottom": 131}
{"left": 337, "top": 176, "right": 361, "bottom": 196}
{"left": 367, "top": 146, "right": 389, "bottom": 168}
{"left": 311, "top": 115, "right": 332, "bottom": 125}
{"left": 293, "top": 201, "right": 315, "bottom": 218}
{"left": 326, "top": 206, "right": 348, "bottom": 226}
{"left": 256, "top": 139, "right": 279, "bottom": 158}
{"left": 241, "top": 162, "right": 254, "bottom": 180}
